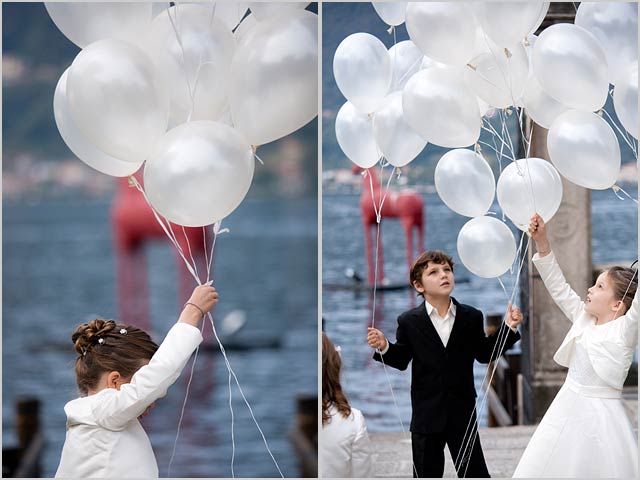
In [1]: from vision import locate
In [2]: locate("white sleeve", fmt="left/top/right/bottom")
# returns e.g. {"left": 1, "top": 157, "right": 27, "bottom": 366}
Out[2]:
{"left": 532, "top": 252, "right": 585, "bottom": 324}
{"left": 92, "top": 322, "right": 203, "bottom": 431}
{"left": 621, "top": 289, "right": 639, "bottom": 348}
{"left": 351, "top": 410, "right": 373, "bottom": 478}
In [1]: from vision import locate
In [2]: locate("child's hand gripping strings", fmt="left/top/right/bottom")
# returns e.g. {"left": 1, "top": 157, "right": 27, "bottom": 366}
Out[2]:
{"left": 181, "top": 283, "right": 219, "bottom": 327}
{"left": 528, "top": 213, "right": 551, "bottom": 257}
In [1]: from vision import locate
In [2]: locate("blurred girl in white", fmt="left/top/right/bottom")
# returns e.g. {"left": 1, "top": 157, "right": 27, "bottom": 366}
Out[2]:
{"left": 514, "top": 214, "right": 638, "bottom": 478}
{"left": 56, "top": 284, "right": 218, "bottom": 478}
{"left": 320, "top": 332, "right": 373, "bottom": 478}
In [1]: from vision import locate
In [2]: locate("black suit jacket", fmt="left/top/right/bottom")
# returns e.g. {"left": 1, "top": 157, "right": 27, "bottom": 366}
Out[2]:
{"left": 373, "top": 297, "right": 520, "bottom": 434}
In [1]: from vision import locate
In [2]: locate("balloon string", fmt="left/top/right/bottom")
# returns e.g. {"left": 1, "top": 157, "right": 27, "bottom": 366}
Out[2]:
{"left": 167, "top": 320, "right": 206, "bottom": 476}
{"left": 455, "top": 236, "right": 530, "bottom": 475}
{"left": 612, "top": 185, "right": 639, "bottom": 204}
{"left": 368, "top": 169, "right": 419, "bottom": 477}
{"left": 206, "top": 311, "right": 284, "bottom": 478}
{"left": 601, "top": 104, "right": 638, "bottom": 159}
{"left": 130, "top": 177, "right": 282, "bottom": 477}
{"left": 395, "top": 54, "right": 423, "bottom": 88}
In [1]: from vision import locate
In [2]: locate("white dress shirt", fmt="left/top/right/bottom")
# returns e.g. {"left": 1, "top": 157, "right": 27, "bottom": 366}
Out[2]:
{"left": 56, "top": 322, "right": 203, "bottom": 478}
{"left": 424, "top": 299, "right": 456, "bottom": 347}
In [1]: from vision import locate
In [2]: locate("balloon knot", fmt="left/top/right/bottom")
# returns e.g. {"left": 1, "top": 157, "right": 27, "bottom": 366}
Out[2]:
{"left": 504, "top": 48, "right": 512, "bottom": 58}
{"left": 612, "top": 184, "right": 620, "bottom": 193}
{"left": 387, "top": 26, "right": 394, "bottom": 35}
{"left": 127, "top": 176, "right": 137, "bottom": 188}
{"left": 466, "top": 63, "right": 477, "bottom": 71}
{"left": 396, "top": 167, "right": 402, "bottom": 178}
{"left": 597, "top": 110, "right": 604, "bottom": 117}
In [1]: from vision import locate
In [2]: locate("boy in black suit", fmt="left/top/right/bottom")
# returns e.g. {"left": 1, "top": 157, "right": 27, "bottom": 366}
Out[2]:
{"left": 367, "top": 250, "right": 522, "bottom": 478}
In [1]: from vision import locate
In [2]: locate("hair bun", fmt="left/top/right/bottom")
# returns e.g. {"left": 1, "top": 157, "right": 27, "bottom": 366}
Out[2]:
{"left": 72, "top": 319, "right": 117, "bottom": 356}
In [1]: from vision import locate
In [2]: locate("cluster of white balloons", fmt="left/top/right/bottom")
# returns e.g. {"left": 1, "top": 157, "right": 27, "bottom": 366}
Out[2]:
{"left": 335, "top": 2, "right": 637, "bottom": 279}
{"left": 49, "top": 2, "right": 317, "bottom": 227}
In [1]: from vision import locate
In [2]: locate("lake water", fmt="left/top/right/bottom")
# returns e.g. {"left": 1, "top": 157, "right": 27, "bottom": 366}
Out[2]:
{"left": 322, "top": 187, "right": 638, "bottom": 431}
{"left": 3, "top": 195, "right": 318, "bottom": 478}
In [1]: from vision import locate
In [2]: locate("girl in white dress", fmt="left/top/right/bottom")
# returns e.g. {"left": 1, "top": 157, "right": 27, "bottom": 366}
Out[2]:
{"left": 320, "top": 332, "right": 373, "bottom": 478}
{"left": 56, "top": 284, "right": 218, "bottom": 478}
{"left": 513, "top": 214, "right": 638, "bottom": 478}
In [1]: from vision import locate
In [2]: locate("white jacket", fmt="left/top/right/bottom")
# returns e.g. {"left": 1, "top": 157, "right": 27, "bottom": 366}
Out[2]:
{"left": 56, "top": 322, "right": 203, "bottom": 478}
{"left": 319, "top": 405, "right": 373, "bottom": 478}
{"left": 533, "top": 252, "right": 638, "bottom": 392}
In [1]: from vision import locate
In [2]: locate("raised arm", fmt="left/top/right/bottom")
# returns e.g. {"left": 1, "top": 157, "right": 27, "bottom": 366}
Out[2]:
{"left": 529, "top": 214, "right": 584, "bottom": 323}
{"left": 93, "top": 285, "right": 217, "bottom": 430}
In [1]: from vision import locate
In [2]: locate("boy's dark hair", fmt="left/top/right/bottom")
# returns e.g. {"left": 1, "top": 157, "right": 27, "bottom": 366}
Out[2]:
{"left": 72, "top": 319, "right": 159, "bottom": 395}
{"left": 410, "top": 250, "right": 455, "bottom": 292}
{"left": 607, "top": 266, "right": 638, "bottom": 313}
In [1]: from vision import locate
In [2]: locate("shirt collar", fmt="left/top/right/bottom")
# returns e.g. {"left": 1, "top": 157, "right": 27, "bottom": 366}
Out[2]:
{"left": 424, "top": 298, "right": 456, "bottom": 319}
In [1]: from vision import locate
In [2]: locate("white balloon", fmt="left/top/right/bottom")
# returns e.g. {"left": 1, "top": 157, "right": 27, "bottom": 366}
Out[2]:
{"left": 230, "top": 10, "right": 317, "bottom": 145}
{"left": 215, "top": 2, "right": 249, "bottom": 30}
{"left": 522, "top": 74, "right": 570, "bottom": 128}
{"left": 420, "top": 55, "right": 447, "bottom": 71}
{"left": 144, "top": 121, "right": 254, "bottom": 227}
{"left": 372, "top": 2, "right": 407, "bottom": 26}
{"left": 547, "top": 110, "right": 621, "bottom": 190}
{"left": 405, "top": 2, "right": 478, "bottom": 65}
{"left": 403, "top": 67, "right": 481, "bottom": 148}
{"left": 234, "top": 13, "right": 258, "bottom": 42}
{"left": 335, "top": 102, "right": 380, "bottom": 169}
{"left": 67, "top": 39, "right": 169, "bottom": 163}
{"left": 142, "top": 5, "right": 236, "bottom": 126}
{"left": 473, "top": 2, "right": 549, "bottom": 48}
{"left": 613, "top": 61, "right": 638, "bottom": 140}
{"left": 372, "top": 92, "right": 427, "bottom": 167}
{"left": 333, "top": 32, "right": 391, "bottom": 113}
{"left": 465, "top": 41, "right": 529, "bottom": 108}
{"left": 457, "top": 216, "right": 517, "bottom": 278}
{"left": 434, "top": 149, "right": 495, "bottom": 217}
{"left": 497, "top": 158, "right": 563, "bottom": 231}
{"left": 388, "top": 41, "right": 424, "bottom": 91}
{"left": 54, "top": 69, "right": 143, "bottom": 177}
{"left": 575, "top": 2, "right": 638, "bottom": 85}
{"left": 532, "top": 23, "right": 608, "bottom": 112}
{"left": 44, "top": 2, "right": 152, "bottom": 48}
{"left": 249, "top": 2, "right": 308, "bottom": 21}
{"left": 150, "top": 2, "right": 248, "bottom": 30}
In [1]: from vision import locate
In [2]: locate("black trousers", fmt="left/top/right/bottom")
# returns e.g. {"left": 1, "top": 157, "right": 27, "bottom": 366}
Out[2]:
{"left": 411, "top": 421, "right": 490, "bottom": 478}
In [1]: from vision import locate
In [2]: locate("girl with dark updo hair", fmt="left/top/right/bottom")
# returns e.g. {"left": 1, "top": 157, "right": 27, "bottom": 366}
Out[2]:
{"left": 514, "top": 214, "right": 638, "bottom": 478}
{"left": 55, "top": 284, "right": 218, "bottom": 478}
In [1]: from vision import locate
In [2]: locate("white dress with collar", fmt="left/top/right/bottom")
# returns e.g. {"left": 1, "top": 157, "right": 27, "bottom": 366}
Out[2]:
{"left": 513, "top": 252, "right": 638, "bottom": 478}
{"left": 55, "top": 322, "right": 203, "bottom": 478}
{"left": 320, "top": 404, "right": 373, "bottom": 478}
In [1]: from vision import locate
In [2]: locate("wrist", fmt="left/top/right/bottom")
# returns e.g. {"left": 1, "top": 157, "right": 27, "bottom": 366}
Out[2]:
{"left": 180, "top": 302, "right": 204, "bottom": 327}
{"left": 536, "top": 242, "right": 551, "bottom": 255}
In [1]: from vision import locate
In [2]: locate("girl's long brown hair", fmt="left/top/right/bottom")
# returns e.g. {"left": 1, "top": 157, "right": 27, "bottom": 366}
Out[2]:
{"left": 322, "top": 332, "right": 351, "bottom": 425}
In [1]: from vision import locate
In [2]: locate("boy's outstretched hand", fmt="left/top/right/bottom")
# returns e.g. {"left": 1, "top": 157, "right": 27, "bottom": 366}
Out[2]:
{"left": 506, "top": 304, "right": 524, "bottom": 329}
{"left": 367, "top": 327, "right": 388, "bottom": 351}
